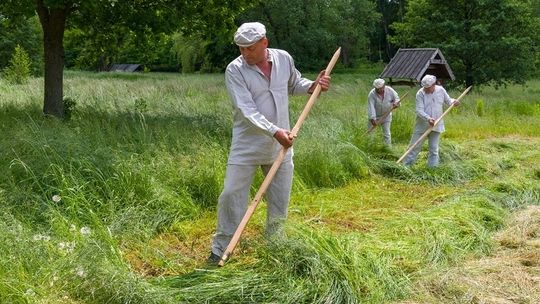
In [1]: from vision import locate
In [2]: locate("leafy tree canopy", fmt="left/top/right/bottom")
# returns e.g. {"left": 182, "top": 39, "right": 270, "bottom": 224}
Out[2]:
{"left": 240, "top": 0, "right": 378, "bottom": 71}
{"left": 0, "top": 0, "right": 254, "bottom": 117}
{"left": 390, "top": 0, "right": 540, "bottom": 87}
{"left": 0, "top": 16, "right": 42, "bottom": 74}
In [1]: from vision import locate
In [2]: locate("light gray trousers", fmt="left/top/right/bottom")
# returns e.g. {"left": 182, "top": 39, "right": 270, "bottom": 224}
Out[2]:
{"left": 368, "top": 120, "right": 392, "bottom": 146}
{"left": 211, "top": 161, "right": 294, "bottom": 256}
{"left": 403, "top": 131, "right": 441, "bottom": 167}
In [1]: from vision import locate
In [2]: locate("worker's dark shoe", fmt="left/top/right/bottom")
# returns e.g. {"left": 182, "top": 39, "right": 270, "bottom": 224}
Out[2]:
{"left": 206, "top": 252, "right": 221, "bottom": 265}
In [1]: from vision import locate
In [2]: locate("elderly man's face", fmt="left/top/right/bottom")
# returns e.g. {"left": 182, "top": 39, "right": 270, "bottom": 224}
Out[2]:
{"left": 376, "top": 86, "right": 385, "bottom": 94}
{"left": 239, "top": 38, "right": 268, "bottom": 65}
{"left": 424, "top": 84, "right": 436, "bottom": 94}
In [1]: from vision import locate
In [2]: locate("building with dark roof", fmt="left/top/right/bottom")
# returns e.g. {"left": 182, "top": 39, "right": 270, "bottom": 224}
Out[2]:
{"left": 107, "top": 64, "right": 142, "bottom": 72}
{"left": 380, "top": 48, "right": 455, "bottom": 86}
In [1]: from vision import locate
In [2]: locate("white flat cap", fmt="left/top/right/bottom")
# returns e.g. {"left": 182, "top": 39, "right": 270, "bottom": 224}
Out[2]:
{"left": 373, "top": 78, "right": 385, "bottom": 89}
{"left": 421, "top": 74, "right": 437, "bottom": 88}
{"left": 234, "top": 22, "right": 266, "bottom": 47}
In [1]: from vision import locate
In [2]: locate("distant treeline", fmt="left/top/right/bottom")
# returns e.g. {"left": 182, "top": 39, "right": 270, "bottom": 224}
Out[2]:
{"left": 1, "top": 0, "right": 540, "bottom": 87}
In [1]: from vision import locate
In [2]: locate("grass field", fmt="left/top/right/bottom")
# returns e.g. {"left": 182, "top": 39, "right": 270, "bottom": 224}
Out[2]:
{"left": 0, "top": 71, "right": 539, "bottom": 303}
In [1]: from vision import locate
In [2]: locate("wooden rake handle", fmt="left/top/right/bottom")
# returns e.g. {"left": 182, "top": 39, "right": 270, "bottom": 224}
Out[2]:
{"left": 396, "top": 86, "right": 472, "bottom": 164}
{"left": 218, "top": 47, "right": 342, "bottom": 266}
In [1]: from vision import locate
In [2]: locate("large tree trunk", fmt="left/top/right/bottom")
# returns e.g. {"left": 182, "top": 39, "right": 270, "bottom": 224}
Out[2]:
{"left": 35, "top": 0, "right": 70, "bottom": 118}
{"left": 379, "top": 0, "right": 392, "bottom": 62}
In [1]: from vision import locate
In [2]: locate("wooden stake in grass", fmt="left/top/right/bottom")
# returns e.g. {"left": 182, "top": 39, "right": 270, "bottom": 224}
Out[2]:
{"left": 365, "top": 91, "right": 410, "bottom": 134}
{"left": 396, "top": 86, "right": 472, "bottom": 164}
{"left": 218, "top": 47, "right": 342, "bottom": 266}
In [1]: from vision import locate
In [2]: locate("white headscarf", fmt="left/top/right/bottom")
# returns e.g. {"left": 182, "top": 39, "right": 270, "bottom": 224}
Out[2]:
{"left": 421, "top": 74, "right": 437, "bottom": 88}
{"left": 372, "top": 78, "right": 385, "bottom": 89}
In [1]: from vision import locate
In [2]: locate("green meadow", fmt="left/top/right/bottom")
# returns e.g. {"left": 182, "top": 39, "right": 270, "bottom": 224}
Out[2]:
{"left": 0, "top": 71, "right": 539, "bottom": 303}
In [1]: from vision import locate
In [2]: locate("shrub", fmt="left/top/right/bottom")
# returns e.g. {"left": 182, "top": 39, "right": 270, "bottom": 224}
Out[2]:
{"left": 475, "top": 99, "right": 485, "bottom": 117}
{"left": 2, "top": 45, "right": 32, "bottom": 84}
{"left": 63, "top": 97, "right": 77, "bottom": 120}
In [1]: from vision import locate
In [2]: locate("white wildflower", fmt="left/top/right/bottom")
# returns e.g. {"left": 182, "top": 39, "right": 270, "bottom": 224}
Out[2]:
{"left": 69, "top": 224, "right": 76, "bottom": 232}
{"left": 66, "top": 242, "right": 76, "bottom": 252}
{"left": 76, "top": 266, "right": 86, "bottom": 278}
{"left": 80, "top": 227, "right": 91, "bottom": 236}
{"left": 58, "top": 241, "right": 76, "bottom": 253}
{"left": 49, "top": 276, "right": 59, "bottom": 287}
{"left": 24, "top": 288, "right": 36, "bottom": 297}
{"left": 32, "top": 234, "right": 50, "bottom": 241}
{"left": 52, "top": 195, "right": 61, "bottom": 203}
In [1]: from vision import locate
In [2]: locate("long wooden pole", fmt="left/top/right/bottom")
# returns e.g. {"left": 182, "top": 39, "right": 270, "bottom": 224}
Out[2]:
{"left": 218, "top": 47, "right": 342, "bottom": 266}
{"left": 396, "top": 86, "right": 472, "bottom": 164}
{"left": 365, "top": 91, "right": 409, "bottom": 134}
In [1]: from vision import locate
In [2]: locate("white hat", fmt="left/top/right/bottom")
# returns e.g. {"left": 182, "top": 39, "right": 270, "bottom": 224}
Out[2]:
{"left": 234, "top": 22, "right": 266, "bottom": 47}
{"left": 421, "top": 74, "right": 437, "bottom": 88}
{"left": 373, "top": 78, "right": 385, "bottom": 89}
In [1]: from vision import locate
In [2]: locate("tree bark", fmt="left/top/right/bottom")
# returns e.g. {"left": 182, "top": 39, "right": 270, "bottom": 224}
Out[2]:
{"left": 35, "top": 0, "right": 70, "bottom": 118}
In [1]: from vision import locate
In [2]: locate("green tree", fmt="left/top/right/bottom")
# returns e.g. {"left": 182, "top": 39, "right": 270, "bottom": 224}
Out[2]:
{"left": 369, "top": 0, "right": 407, "bottom": 62}
{"left": 171, "top": 33, "right": 207, "bottom": 73}
{"left": 532, "top": 0, "right": 540, "bottom": 76}
{"left": 391, "top": 0, "right": 539, "bottom": 87}
{"left": 0, "top": 15, "right": 43, "bottom": 75}
{"left": 3, "top": 44, "right": 32, "bottom": 84}
{"left": 0, "top": 0, "right": 252, "bottom": 118}
{"left": 240, "top": 0, "right": 378, "bottom": 71}
{"left": 64, "top": 27, "right": 176, "bottom": 72}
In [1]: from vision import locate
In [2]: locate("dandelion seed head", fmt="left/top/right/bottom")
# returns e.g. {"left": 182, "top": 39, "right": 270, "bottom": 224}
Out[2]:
{"left": 66, "top": 242, "right": 76, "bottom": 252}
{"left": 24, "top": 288, "right": 36, "bottom": 297}
{"left": 58, "top": 241, "right": 76, "bottom": 253}
{"left": 32, "top": 234, "right": 50, "bottom": 241}
{"left": 80, "top": 227, "right": 91, "bottom": 236}
{"left": 76, "top": 266, "right": 86, "bottom": 278}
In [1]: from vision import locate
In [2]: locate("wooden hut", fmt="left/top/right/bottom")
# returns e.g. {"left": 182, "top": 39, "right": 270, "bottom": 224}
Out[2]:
{"left": 108, "top": 64, "right": 142, "bottom": 72}
{"left": 379, "top": 48, "right": 455, "bottom": 86}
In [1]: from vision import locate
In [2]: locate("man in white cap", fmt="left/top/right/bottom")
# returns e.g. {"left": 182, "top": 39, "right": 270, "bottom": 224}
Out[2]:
{"left": 208, "top": 22, "right": 331, "bottom": 264}
{"left": 367, "top": 78, "right": 400, "bottom": 145}
{"left": 402, "top": 74, "right": 459, "bottom": 167}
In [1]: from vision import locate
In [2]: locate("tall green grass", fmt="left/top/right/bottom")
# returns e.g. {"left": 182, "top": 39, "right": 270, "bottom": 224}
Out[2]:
{"left": 0, "top": 71, "right": 539, "bottom": 303}
{"left": 160, "top": 189, "right": 509, "bottom": 303}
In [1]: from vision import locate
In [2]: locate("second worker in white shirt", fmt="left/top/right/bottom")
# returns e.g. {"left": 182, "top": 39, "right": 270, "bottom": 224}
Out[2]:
{"left": 403, "top": 74, "right": 459, "bottom": 168}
